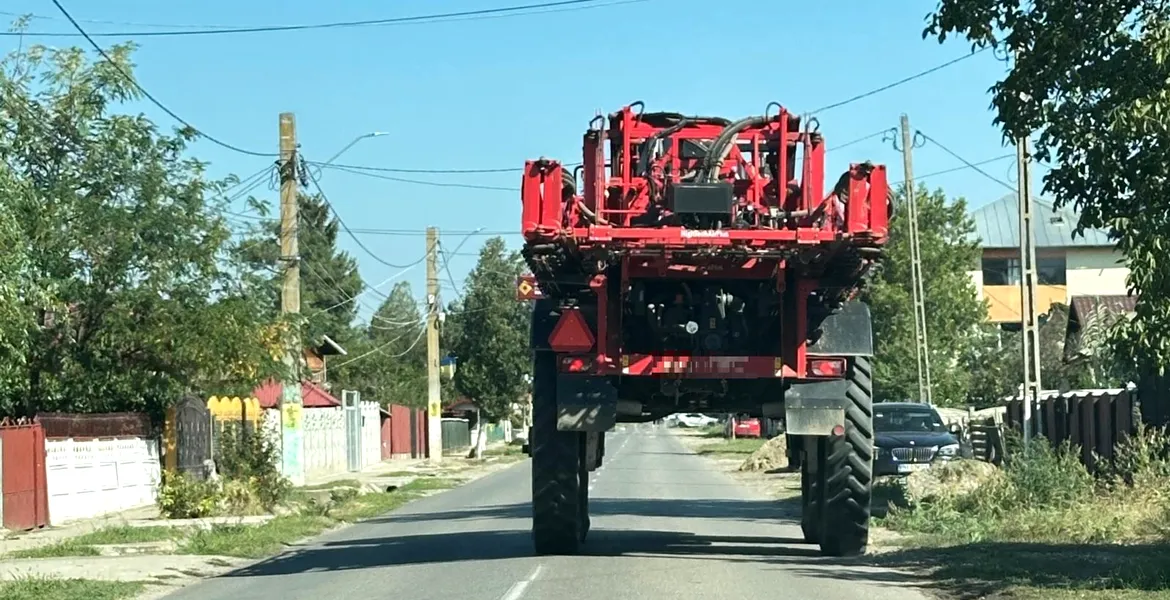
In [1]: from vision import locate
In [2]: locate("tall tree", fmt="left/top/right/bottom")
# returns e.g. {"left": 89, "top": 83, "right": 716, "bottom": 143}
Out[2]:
{"left": 966, "top": 303, "right": 1135, "bottom": 407}
{"left": 448, "top": 238, "right": 529, "bottom": 457}
{"left": 0, "top": 192, "right": 33, "bottom": 396}
{"left": 331, "top": 281, "right": 428, "bottom": 407}
{"left": 865, "top": 184, "right": 987, "bottom": 406}
{"left": 439, "top": 297, "right": 465, "bottom": 407}
{"left": 0, "top": 37, "right": 284, "bottom": 417}
{"left": 923, "top": 1, "right": 1164, "bottom": 369}
{"left": 235, "top": 191, "right": 364, "bottom": 351}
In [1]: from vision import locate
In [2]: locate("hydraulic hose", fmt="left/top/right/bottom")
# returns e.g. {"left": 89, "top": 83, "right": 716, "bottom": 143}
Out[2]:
{"left": 699, "top": 115, "right": 771, "bottom": 183}
{"left": 637, "top": 118, "right": 691, "bottom": 178}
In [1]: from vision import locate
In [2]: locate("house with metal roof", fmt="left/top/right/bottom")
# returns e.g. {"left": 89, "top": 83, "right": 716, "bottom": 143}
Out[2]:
{"left": 966, "top": 194, "right": 1129, "bottom": 324}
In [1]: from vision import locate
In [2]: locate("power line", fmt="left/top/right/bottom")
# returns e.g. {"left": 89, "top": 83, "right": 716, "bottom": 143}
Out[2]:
{"left": 48, "top": 0, "right": 274, "bottom": 157}
{"left": 322, "top": 164, "right": 517, "bottom": 191}
{"left": 0, "top": 9, "right": 239, "bottom": 30}
{"left": 901, "top": 153, "right": 1015, "bottom": 184}
{"left": 322, "top": 127, "right": 915, "bottom": 188}
{"left": 330, "top": 322, "right": 429, "bottom": 370}
{"left": 300, "top": 155, "right": 433, "bottom": 269}
{"left": 314, "top": 162, "right": 524, "bottom": 175}
{"left": 12, "top": 1, "right": 635, "bottom": 38}
{"left": 918, "top": 133, "right": 1017, "bottom": 192}
{"left": 809, "top": 46, "right": 992, "bottom": 115}
{"left": 347, "top": 228, "right": 518, "bottom": 237}
{"left": 828, "top": 129, "right": 895, "bottom": 152}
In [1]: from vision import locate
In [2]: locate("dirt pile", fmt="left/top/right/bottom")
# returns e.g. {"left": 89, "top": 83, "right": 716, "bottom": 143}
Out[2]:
{"left": 900, "top": 459, "right": 1000, "bottom": 505}
{"left": 739, "top": 435, "right": 789, "bottom": 472}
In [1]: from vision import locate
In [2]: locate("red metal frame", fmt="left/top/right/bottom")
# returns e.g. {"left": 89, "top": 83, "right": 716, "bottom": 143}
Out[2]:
{"left": 521, "top": 103, "right": 889, "bottom": 383}
{"left": 521, "top": 104, "right": 889, "bottom": 246}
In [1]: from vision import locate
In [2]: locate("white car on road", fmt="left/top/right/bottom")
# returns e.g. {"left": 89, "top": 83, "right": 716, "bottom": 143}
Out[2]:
{"left": 673, "top": 413, "right": 720, "bottom": 428}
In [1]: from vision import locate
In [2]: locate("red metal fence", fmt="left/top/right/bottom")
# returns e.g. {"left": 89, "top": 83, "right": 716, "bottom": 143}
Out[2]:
{"left": 36, "top": 411, "right": 154, "bottom": 439}
{"left": 385, "top": 405, "right": 428, "bottom": 458}
{"left": 0, "top": 419, "right": 49, "bottom": 530}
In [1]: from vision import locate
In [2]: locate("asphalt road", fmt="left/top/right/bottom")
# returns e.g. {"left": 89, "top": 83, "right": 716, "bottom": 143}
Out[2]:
{"left": 166, "top": 427, "right": 927, "bottom": 600}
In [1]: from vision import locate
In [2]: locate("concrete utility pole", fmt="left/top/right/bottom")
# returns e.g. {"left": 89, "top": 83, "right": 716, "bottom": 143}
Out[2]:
{"left": 278, "top": 112, "right": 305, "bottom": 485}
{"left": 899, "top": 114, "right": 933, "bottom": 405}
{"left": 1016, "top": 136, "right": 1043, "bottom": 446}
{"left": 425, "top": 227, "right": 444, "bottom": 462}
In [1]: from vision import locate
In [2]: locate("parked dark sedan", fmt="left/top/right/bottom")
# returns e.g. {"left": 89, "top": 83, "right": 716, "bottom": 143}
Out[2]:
{"left": 873, "top": 402, "right": 970, "bottom": 476}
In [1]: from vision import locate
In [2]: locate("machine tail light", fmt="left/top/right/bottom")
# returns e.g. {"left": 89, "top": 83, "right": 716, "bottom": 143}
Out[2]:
{"left": 808, "top": 357, "right": 846, "bottom": 378}
{"left": 560, "top": 356, "right": 595, "bottom": 373}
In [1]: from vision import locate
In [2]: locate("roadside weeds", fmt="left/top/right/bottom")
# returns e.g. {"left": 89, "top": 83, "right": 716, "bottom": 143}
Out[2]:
{"left": 0, "top": 576, "right": 145, "bottom": 600}
{"left": 870, "top": 430, "right": 1170, "bottom": 600}
{"left": 678, "top": 426, "right": 1170, "bottom": 600}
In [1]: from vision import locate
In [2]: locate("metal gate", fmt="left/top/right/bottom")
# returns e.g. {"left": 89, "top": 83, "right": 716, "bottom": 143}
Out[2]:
{"left": 343, "top": 390, "right": 362, "bottom": 472}
{"left": 174, "top": 396, "right": 212, "bottom": 479}
{"left": 0, "top": 418, "right": 49, "bottom": 530}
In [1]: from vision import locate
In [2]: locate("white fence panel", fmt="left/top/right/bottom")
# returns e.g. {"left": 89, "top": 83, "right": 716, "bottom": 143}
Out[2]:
{"left": 45, "top": 437, "right": 161, "bottom": 524}
{"left": 304, "top": 406, "right": 345, "bottom": 476}
{"left": 360, "top": 401, "right": 381, "bottom": 468}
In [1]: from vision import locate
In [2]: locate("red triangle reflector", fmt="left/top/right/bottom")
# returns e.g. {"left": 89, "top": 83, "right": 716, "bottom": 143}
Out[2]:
{"left": 548, "top": 309, "right": 595, "bottom": 353}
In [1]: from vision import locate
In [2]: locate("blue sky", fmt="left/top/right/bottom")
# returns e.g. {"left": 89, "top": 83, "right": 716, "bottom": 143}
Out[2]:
{"left": 1, "top": 0, "right": 1028, "bottom": 322}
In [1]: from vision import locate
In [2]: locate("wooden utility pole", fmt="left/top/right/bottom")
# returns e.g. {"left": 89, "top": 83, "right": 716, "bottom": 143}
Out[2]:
{"left": 899, "top": 114, "right": 933, "bottom": 404}
{"left": 1016, "top": 136, "right": 1042, "bottom": 446}
{"left": 278, "top": 112, "right": 305, "bottom": 485}
{"left": 425, "top": 227, "right": 443, "bottom": 462}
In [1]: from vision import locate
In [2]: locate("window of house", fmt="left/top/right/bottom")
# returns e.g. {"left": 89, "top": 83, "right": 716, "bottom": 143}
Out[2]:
{"left": 983, "top": 255, "right": 1066, "bottom": 285}
{"left": 982, "top": 257, "right": 1020, "bottom": 285}
{"left": 1037, "top": 256, "right": 1067, "bottom": 285}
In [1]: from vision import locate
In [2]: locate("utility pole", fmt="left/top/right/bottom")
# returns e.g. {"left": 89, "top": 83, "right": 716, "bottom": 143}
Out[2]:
{"left": 278, "top": 112, "right": 305, "bottom": 485}
{"left": 1016, "top": 136, "right": 1042, "bottom": 446}
{"left": 425, "top": 227, "right": 443, "bottom": 462}
{"left": 899, "top": 114, "right": 933, "bottom": 404}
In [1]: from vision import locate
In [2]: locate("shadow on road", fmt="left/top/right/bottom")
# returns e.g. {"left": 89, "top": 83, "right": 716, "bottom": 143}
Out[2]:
{"left": 370, "top": 496, "right": 801, "bottom": 525}
{"left": 221, "top": 495, "right": 822, "bottom": 579}
{"left": 225, "top": 529, "right": 825, "bottom": 578}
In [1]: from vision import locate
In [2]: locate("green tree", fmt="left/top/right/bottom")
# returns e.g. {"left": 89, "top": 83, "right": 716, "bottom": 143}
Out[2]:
{"left": 235, "top": 191, "right": 363, "bottom": 351}
{"left": 439, "top": 297, "right": 465, "bottom": 407}
{"left": 448, "top": 238, "right": 528, "bottom": 457}
{"left": 966, "top": 303, "right": 1135, "bottom": 408}
{"left": 964, "top": 323, "right": 1018, "bottom": 407}
{"left": 331, "top": 281, "right": 428, "bottom": 407}
{"left": 865, "top": 184, "right": 987, "bottom": 406}
{"left": 0, "top": 38, "right": 284, "bottom": 417}
{"left": 0, "top": 195, "right": 33, "bottom": 396}
{"left": 923, "top": 1, "right": 1166, "bottom": 369}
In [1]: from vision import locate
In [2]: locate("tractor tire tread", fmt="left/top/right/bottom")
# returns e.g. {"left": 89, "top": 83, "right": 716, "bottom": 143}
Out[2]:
{"left": 819, "top": 355, "right": 874, "bottom": 557}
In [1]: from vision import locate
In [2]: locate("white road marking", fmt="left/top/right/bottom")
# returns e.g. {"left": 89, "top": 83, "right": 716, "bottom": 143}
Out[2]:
{"left": 500, "top": 564, "right": 544, "bottom": 600}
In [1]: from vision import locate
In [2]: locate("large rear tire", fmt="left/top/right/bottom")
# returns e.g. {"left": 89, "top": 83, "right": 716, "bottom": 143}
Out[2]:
{"left": 818, "top": 355, "right": 874, "bottom": 557}
{"left": 799, "top": 439, "right": 821, "bottom": 544}
{"left": 531, "top": 350, "right": 582, "bottom": 555}
{"left": 578, "top": 434, "right": 590, "bottom": 542}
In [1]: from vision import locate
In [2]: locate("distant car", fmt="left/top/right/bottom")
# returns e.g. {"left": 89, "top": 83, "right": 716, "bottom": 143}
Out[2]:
{"left": 674, "top": 413, "right": 719, "bottom": 428}
{"left": 726, "top": 416, "right": 761, "bottom": 438}
{"left": 872, "top": 402, "right": 972, "bottom": 476}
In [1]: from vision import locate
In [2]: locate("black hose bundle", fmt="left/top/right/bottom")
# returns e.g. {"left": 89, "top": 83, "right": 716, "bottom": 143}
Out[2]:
{"left": 698, "top": 115, "right": 772, "bottom": 183}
